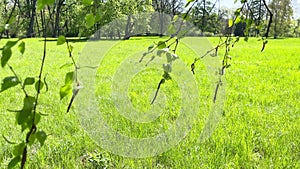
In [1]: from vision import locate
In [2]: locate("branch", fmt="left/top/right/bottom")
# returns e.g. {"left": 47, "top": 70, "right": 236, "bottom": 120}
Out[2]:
{"left": 262, "top": 0, "right": 273, "bottom": 38}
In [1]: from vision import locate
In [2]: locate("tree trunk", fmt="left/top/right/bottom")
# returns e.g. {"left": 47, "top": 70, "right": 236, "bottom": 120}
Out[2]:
{"left": 54, "top": 0, "right": 64, "bottom": 37}
{"left": 27, "top": 0, "right": 37, "bottom": 37}
{"left": 124, "top": 15, "right": 132, "bottom": 39}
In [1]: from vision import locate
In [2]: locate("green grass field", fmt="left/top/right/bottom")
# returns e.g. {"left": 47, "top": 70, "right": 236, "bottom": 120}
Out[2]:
{"left": 0, "top": 37, "right": 299, "bottom": 168}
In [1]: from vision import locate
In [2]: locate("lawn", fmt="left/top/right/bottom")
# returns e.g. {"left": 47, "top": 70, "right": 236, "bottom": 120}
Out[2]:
{"left": 0, "top": 37, "right": 299, "bottom": 168}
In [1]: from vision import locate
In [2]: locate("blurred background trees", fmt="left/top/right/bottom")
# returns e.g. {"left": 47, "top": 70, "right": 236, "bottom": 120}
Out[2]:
{"left": 0, "top": 0, "right": 297, "bottom": 38}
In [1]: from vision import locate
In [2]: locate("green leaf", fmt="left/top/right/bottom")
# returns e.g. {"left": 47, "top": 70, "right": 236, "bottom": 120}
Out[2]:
{"left": 34, "top": 113, "right": 41, "bottom": 125}
{"left": 36, "top": 130, "right": 47, "bottom": 146}
{"left": 23, "top": 96, "right": 35, "bottom": 112}
{"left": 166, "top": 53, "right": 179, "bottom": 63}
{"left": 37, "top": 0, "right": 45, "bottom": 10}
{"left": 1, "top": 47, "right": 12, "bottom": 67}
{"left": 18, "top": 41, "right": 25, "bottom": 54}
{"left": 1, "top": 76, "right": 19, "bottom": 92}
{"left": 24, "top": 77, "right": 35, "bottom": 86}
{"left": 60, "top": 84, "right": 72, "bottom": 100}
{"left": 166, "top": 53, "right": 172, "bottom": 63}
{"left": 148, "top": 44, "right": 154, "bottom": 51}
{"left": 185, "top": 0, "right": 195, "bottom": 7}
{"left": 57, "top": 35, "right": 66, "bottom": 45}
{"left": 13, "top": 142, "right": 25, "bottom": 156}
{"left": 60, "top": 63, "right": 73, "bottom": 69}
{"left": 228, "top": 19, "right": 234, "bottom": 28}
{"left": 163, "top": 72, "right": 172, "bottom": 80}
{"left": 17, "top": 96, "right": 35, "bottom": 125}
{"left": 6, "top": 41, "right": 18, "bottom": 48}
{"left": 235, "top": 16, "right": 241, "bottom": 24}
{"left": 28, "top": 133, "right": 36, "bottom": 146}
{"left": 65, "top": 71, "right": 74, "bottom": 84}
{"left": 163, "top": 63, "right": 172, "bottom": 73}
{"left": 0, "top": 25, "right": 4, "bottom": 33}
{"left": 167, "top": 24, "right": 176, "bottom": 35}
{"left": 157, "top": 41, "right": 166, "bottom": 49}
{"left": 8, "top": 156, "right": 21, "bottom": 169}
{"left": 85, "top": 14, "right": 95, "bottom": 29}
{"left": 173, "top": 15, "right": 179, "bottom": 22}
{"left": 157, "top": 50, "right": 166, "bottom": 56}
{"left": 35, "top": 80, "right": 44, "bottom": 92}
{"left": 82, "top": 0, "right": 92, "bottom": 5}
{"left": 37, "top": 0, "right": 55, "bottom": 10}
{"left": 68, "top": 44, "right": 74, "bottom": 53}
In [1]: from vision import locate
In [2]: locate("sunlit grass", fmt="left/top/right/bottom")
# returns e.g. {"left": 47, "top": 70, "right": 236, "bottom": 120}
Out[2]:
{"left": 0, "top": 37, "right": 299, "bottom": 168}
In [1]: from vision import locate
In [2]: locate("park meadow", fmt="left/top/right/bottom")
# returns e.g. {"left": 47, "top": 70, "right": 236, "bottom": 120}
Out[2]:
{"left": 0, "top": 37, "right": 299, "bottom": 168}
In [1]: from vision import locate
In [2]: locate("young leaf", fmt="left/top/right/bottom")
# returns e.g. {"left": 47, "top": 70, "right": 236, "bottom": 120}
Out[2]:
{"left": 163, "top": 72, "right": 172, "bottom": 80}
{"left": 36, "top": 130, "right": 47, "bottom": 146}
{"left": 185, "top": 0, "right": 195, "bottom": 7}
{"left": 37, "top": 0, "right": 54, "bottom": 10}
{"left": 35, "top": 80, "right": 44, "bottom": 92}
{"left": 8, "top": 156, "right": 21, "bottom": 169}
{"left": 0, "top": 76, "right": 20, "bottom": 92}
{"left": 85, "top": 14, "right": 95, "bottom": 29}
{"left": 24, "top": 77, "right": 35, "bottom": 86}
{"left": 65, "top": 71, "right": 74, "bottom": 84}
{"left": 163, "top": 64, "right": 172, "bottom": 73}
{"left": 148, "top": 44, "right": 154, "bottom": 51}
{"left": 60, "top": 63, "right": 73, "bottom": 69}
{"left": 28, "top": 133, "right": 36, "bottom": 146}
{"left": 60, "top": 84, "right": 72, "bottom": 100}
{"left": 1, "top": 47, "right": 12, "bottom": 67}
{"left": 57, "top": 35, "right": 66, "bottom": 45}
{"left": 82, "top": 0, "right": 92, "bottom": 5}
{"left": 167, "top": 24, "right": 176, "bottom": 35}
{"left": 68, "top": 44, "right": 74, "bottom": 54}
{"left": 18, "top": 41, "right": 25, "bottom": 54}
{"left": 34, "top": 112, "right": 41, "bottom": 125}
{"left": 12, "top": 142, "right": 25, "bottom": 156}
{"left": 173, "top": 15, "right": 179, "bottom": 22}
{"left": 5, "top": 41, "right": 18, "bottom": 48}
{"left": 22, "top": 96, "right": 35, "bottom": 113}
{"left": 157, "top": 41, "right": 167, "bottom": 49}
{"left": 228, "top": 19, "right": 234, "bottom": 28}
{"left": 235, "top": 16, "right": 241, "bottom": 24}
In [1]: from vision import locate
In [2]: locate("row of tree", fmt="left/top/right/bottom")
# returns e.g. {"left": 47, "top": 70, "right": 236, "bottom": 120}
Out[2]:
{"left": 0, "top": 0, "right": 299, "bottom": 39}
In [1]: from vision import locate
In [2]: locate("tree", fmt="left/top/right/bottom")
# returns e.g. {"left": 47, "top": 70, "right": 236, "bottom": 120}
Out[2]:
{"left": 191, "top": 0, "right": 221, "bottom": 35}
{"left": 269, "top": 0, "right": 293, "bottom": 38}
{"left": 248, "top": 0, "right": 267, "bottom": 36}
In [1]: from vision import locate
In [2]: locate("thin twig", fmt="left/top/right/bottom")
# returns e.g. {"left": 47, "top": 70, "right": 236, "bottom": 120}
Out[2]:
{"left": 151, "top": 79, "right": 165, "bottom": 105}
{"left": 7, "top": 64, "right": 28, "bottom": 97}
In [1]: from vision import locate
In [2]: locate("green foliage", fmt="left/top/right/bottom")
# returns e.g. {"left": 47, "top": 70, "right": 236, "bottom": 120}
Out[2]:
{"left": 60, "top": 71, "right": 74, "bottom": 100}
{"left": 57, "top": 36, "right": 66, "bottom": 46}
{"left": 24, "top": 77, "right": 35, "bottom": 86}
{"left": 8, "top": 156, "right": 21, "bottom": 169}
{"left": 1, "top": 41, "right": 19, "bottom": 67}
{"left": 18, "top": 42, "right": 25, "bottom": 55}
{"left": 85, "top": 14, "right": 95, "bottom": 29}
{"left": 157, "top": 41, "right": 167, "bottom": 49}
{"left": 35, "top": 80, "right": 44, "bottom": 92}
{"left": 0, "top": 76, "right": 20, "bottom": 92}
{"left": 0, "top": 38, "right": 299, "bottom": 168}
{"left": 37, "top": 0, "right": 55, "bottom": 10}
{"left": 36, "top": 130, "right": 47, "bottom": 146}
